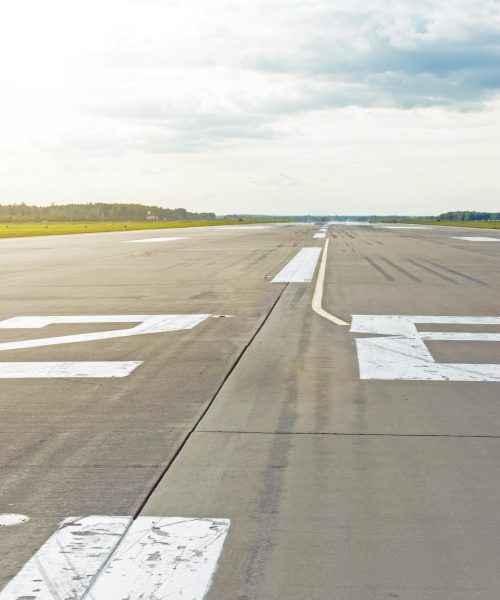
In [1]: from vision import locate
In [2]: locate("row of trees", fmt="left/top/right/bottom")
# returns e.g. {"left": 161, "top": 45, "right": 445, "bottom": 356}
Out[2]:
{"left": 437, "top": 211, "right": 500, "bottom": 221}
{"left": 0, "top": 203, "right": 216, "bottom": 222}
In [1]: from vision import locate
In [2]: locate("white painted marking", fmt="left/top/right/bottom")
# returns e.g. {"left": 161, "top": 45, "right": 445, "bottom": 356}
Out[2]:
{"left": 0, "top": 314, "right": 210, "bottom": 351}
{"left": 451, "top": 236, "right": 500, "bottom": 242}
{"left": 381, "top": 225, "right": 431, "bottom": 229}
{"left": 0, "top": 315, "right": 209, "bottom": 378}
{"left": 127, "top": 237, "right": 186, "bottom": 243}
{"left": 0, "top": 361, "right": 141, "bottom": 378}
{"left": 311, "top": 239, "right": 349, "bottom": 326}
{"left": 1, "top": 517, "right": 230, "bottom": 600}
{"left": 0, "top": 514, "right": 29, "bottom": 527}
{"left": 351, "top": 315, "right": 500, "bottom": 381}
{"left": 313, "top": 233, "right": 326, "bottom": 239}
{"left": 0, "top": 516, "right": 131, "bottom": 599}
{"left": 272, "top": 247, "right": 321, "bottom": 282}
{"left": 217, "top": 225, "right": 270, "bottom": 230}
{"left": 87, "top": 517, "right": 230, "bottom": 600}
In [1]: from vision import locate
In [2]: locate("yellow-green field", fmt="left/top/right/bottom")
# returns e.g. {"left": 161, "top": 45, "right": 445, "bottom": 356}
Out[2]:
{"left": 0, "top": 219, "right": 274, "bottom": 239}
{"left": 383, "top": 220, "right": 500, "bottom": 229}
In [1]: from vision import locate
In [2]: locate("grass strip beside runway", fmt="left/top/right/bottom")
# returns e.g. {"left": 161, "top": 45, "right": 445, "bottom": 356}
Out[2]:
{"left": 0, "top": 219, "right": 272, "bottom": 239}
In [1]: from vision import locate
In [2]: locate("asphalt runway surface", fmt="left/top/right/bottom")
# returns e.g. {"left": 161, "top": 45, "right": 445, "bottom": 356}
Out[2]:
{"left": 0, "top": 223, "right": 499, "bottom": 598}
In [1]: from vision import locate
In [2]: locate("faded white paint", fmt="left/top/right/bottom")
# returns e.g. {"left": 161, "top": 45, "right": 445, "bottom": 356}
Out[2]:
{"left": 0, "top": 314, "right": 209, "bottom": 351}
{"left": 87, "top": 517, "right": 230, "bottom": 600}
{"left": 0, "top": 315, "right": 209, "bottom": 378}
{"left": 1, "top": 516, "right": 230, "bottom": 600}
{"left": 219, "top": 225, "right": 270, "bottom": 230}
{"left": 311, "top": 240, "right": 349, "bottom": 326}
{"left": 0, "top": 361, "right": 141, "bottom": 378}
{"left": 351, "top": 315, "right": 500, "bottom": 381}
{"left": 127, "top": 237, "right": 186, "bottom": 243}
{"left": 451, "top": 236, "right": 500, "bottom": 242}
{"left": 313, "top": 233, "right": 326, "bottom": 239}
{"left": 381, "top": 225, "right": 431, "bottom": 229}
{"left": 0, "top": 516, "right": 131, "bottom": 599}
{"left": 272, "top": 247, "right": 322, "bottom": 282}
{"left": 0, "top": 514, "right": 29, "bottom": 527}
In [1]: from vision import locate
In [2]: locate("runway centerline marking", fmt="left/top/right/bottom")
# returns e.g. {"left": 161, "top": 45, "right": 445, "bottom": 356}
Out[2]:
{"left": 0, "top": 314, "right": 210, "bottom": 378}
{"left": 272, "top": 247, "right": 321, "bottom": 282}
{"left": 451, "top": 236, "right": 500, "bottom": 242}
{"left": 351, "top": 315, "right": 500, "bottom": 381}
{"left": 313, "top": 233, "right": 326, "bottom": 239}
{"left": 0, "top": 516, "right": 230, "bottom": 600}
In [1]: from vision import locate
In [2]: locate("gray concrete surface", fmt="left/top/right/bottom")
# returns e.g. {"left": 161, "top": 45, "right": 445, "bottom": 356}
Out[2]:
{"left": 144, "top": 224, "right": 500, "bottom": 599}
{"left": 0, "top": 224, "right": 316, "bottom": 586}
{"left": 1, "top": 223, "right": 500, "bottom": 598}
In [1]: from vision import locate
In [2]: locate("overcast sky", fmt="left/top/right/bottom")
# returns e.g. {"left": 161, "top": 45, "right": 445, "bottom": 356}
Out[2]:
{"left": 1, "top": 0, "right": 499, "bottom": 215}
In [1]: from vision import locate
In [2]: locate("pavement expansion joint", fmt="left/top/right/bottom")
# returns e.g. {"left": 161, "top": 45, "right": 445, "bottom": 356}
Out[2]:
{"left": 198, "top": 430, "right": 500, "bottom": 439}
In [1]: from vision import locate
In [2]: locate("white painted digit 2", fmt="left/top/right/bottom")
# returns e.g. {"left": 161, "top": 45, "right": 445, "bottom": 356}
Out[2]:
{"left": 0, "top": 314, "right": 210, "bottom": 378}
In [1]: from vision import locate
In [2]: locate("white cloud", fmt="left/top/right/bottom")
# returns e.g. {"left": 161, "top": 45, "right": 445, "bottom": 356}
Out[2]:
{"left": 0, "top": 0, "right": 499, "bottom": 214}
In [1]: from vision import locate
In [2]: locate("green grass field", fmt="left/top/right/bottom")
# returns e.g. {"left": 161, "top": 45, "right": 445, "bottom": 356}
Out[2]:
{"left": 383, "top": 220, "right": 500, "bottom": 230}
{"left": 0, "top": 219, "right": 274, "bottom": 239}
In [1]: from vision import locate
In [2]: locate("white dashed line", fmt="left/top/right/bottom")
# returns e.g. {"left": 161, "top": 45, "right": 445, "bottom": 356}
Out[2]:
{"left": 272, "top": 247, "right": 322, "bottom": 282}
{"left": 313, "top": 233, "right": 326, "bottom": 239}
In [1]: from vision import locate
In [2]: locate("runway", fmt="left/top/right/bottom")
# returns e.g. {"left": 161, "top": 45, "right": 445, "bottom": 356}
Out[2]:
{"left": 1, "top": 222, "right": 499, "bottom": 598}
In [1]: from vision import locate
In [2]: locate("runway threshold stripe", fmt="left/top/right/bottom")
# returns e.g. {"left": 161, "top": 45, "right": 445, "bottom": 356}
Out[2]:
{"left": 451, "top": 236, "right": 500, "bottom": 242}
{"left": 87, "top": 517, "right": 230, "bottom": 599}
{"left": 126, "top": 237, "right": 186, "bottom": 243}
{"left": 0, "top": 361, "right": 142, "bottom": 378}
{"left": 0, "top": 516, "right": 131, "bottom": 599}
{"left": 272, "top": 247, "right": 322, "bottom": 282}
{"left": 1, "top": 517, "right": 230, "bottom": 600}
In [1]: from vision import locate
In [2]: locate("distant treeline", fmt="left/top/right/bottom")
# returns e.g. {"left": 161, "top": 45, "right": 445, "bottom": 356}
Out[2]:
{"left": 0, "top": 203, "right": 216, "bottom": 222}
{"left": 232, "top": 214, "right": 432, "bottom": 222}
{"left": 234, "top": 212, "right": 500, "bottom": 222}
{"left": 437, "top": 211, "right": 500, "bottom": 221}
